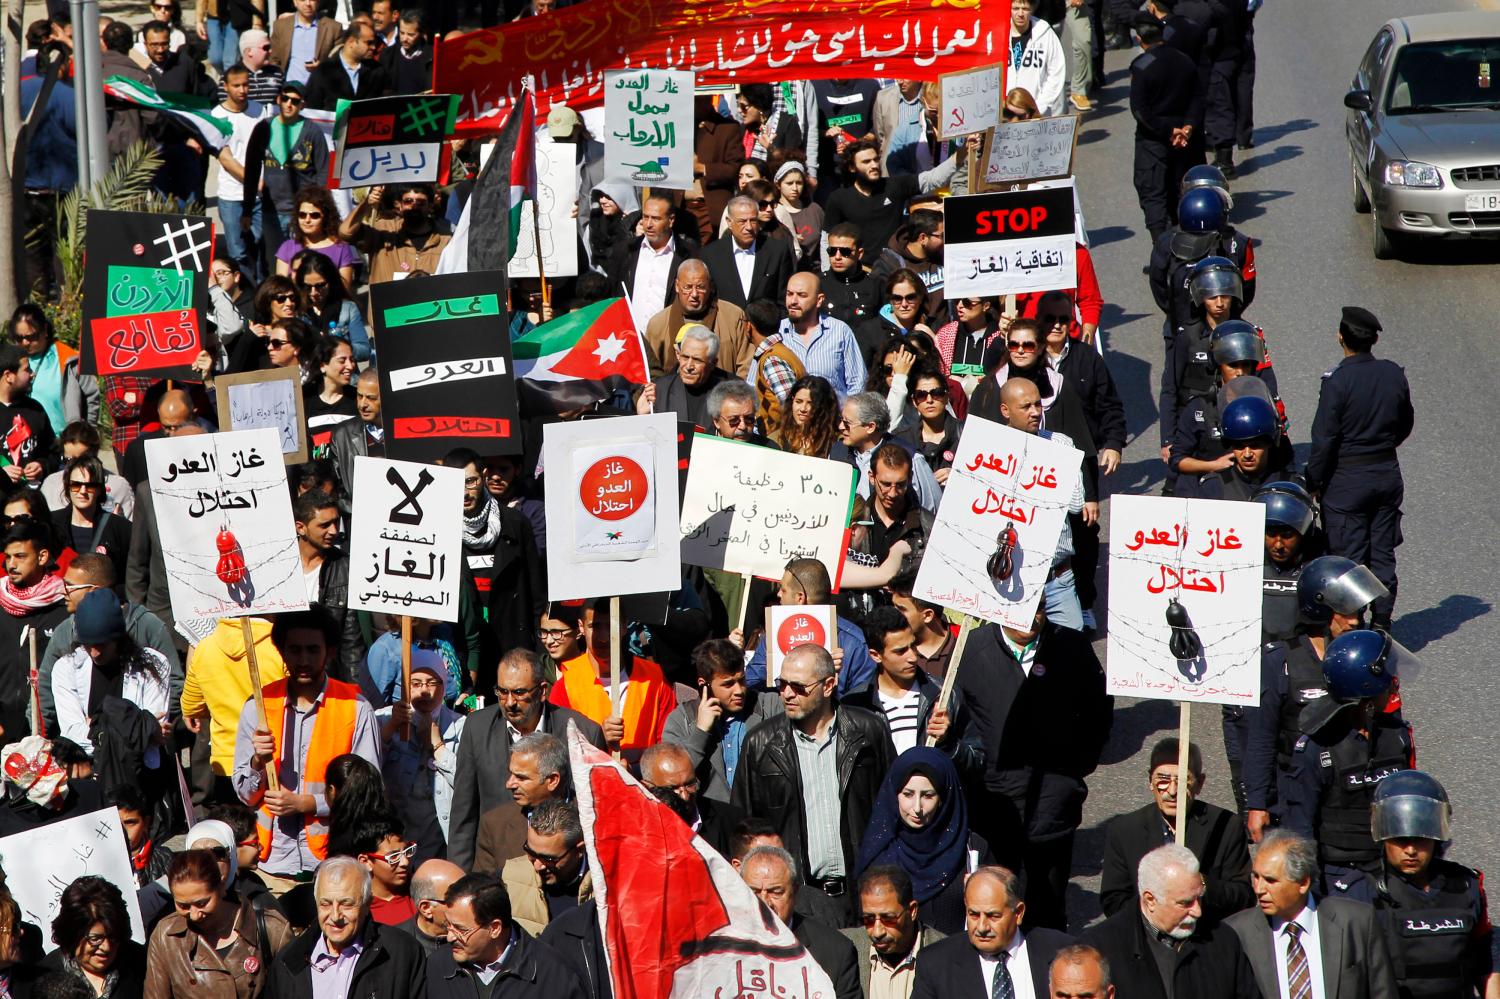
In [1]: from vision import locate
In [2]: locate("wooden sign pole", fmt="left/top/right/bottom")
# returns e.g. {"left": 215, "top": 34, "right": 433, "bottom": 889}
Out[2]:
{"left": 735, "top": 572, "right": 753, "bottom": 636}
{"left": 400, "top": 615, "right": 413, "bottom": 741}
{"left": 925, "top": 615, "right": 974, "bottom": 748}
{"left": 532, "top": 160, "right": 551, "bottom": 311}
{"left": 1175, "top": 701, "right": 1192, "bottom": 844}
{"left": 242, "top": 617, "right": 279, "bottom": 792}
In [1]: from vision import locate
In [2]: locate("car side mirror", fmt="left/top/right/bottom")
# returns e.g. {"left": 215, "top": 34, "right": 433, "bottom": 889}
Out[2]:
{"left": 1344, "top": 90, "right": 1373, "bottom": 112}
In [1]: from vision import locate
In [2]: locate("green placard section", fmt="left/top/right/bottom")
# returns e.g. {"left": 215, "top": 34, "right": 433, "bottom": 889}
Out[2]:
{"left": 104, "top": 265, "right": 194, "bottom": 317}
{"left": 383, "top": 294, "right": 502, "bottom": 329}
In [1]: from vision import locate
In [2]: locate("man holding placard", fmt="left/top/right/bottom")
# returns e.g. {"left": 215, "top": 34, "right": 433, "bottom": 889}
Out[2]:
{"left": 550, "top": 599, "right": 677, "bottom": 762}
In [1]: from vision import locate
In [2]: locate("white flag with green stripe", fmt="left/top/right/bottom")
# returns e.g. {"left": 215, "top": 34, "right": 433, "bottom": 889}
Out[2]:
{"left": 104, "top": 75, "right": 232, "bottom": 151}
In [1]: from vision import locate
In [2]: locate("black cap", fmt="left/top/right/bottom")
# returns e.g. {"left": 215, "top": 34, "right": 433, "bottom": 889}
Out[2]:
{"left": 1340, "top": 306, "right": 1381, "bottom": 339}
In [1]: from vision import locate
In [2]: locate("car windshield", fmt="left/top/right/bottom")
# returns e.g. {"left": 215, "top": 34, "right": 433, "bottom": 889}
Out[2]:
{"left": 1386, "top": 39, "right": 1500, "bottom": 113}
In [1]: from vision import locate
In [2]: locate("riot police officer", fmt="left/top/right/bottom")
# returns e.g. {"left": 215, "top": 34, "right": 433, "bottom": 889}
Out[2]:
{"left": 1367, "top": 772, "right": 1498, "bottom": 999}
{"left": 1243, "top": 556, "right": 1390, "bottom": 842}
{"left": 1149, "top": 183, "right": 1258, "bottom": 334}
{"left": 1129, "top": 16, "right": 1205, "bottom": 242}
{"left": 1279, "top": 627, "right": 1417, "bottom": 890}
{"left": 1254, "top": 481, "right": 1321, "bottom": 643}
{"left": 1181, "top": 393, "right": 1291, "bottom": 499}
{"left": 1307, "top": 306, "right": 1414, "bottom": 631}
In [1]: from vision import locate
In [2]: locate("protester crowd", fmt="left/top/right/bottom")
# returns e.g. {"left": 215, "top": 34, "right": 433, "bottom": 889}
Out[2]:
{"left": 1, "top": 1, "right": 1472, "bottom": 999}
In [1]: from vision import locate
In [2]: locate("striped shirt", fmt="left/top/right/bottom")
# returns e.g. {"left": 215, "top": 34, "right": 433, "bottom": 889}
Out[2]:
{"left": 761, "top": 313, "right": 867, "bottom": 400}
{"left": 875, "top": 685, "right": 923, "bottom": 754}
{"left": 793, "top": 714, "right": 844, "bottom": 879}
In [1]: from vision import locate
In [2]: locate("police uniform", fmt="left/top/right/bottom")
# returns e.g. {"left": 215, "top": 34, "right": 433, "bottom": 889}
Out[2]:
{"left": 1241, "top": 635, "right": 1326, "bottom": 818}
{"left": 1183, "top": 459, "right": 1292, "bottom": 501}
{"left": 1169, "top": 393, "right": 1224, "bottom": 476}
{"left": 1159, "top": 319, "right": 1283, "bottom": 455}
{"left": 1279, "top": 708, "right": 1413, "bottom": 886}
{"left": 1261, "top": 555, "right": 1307, "bottom": 642}
{"left": 1222, "top": 640, "right": 1288, "bottom": 813}
{"left": 1149, "top": 225, "right": 1258, "bottom": 332}
{"left": 1204, "top": 0, "right": 1252, "bottom": 173}
{"left": 1306, "top": 307, "right": 1415, "bottom": 628}
{"left": 1373, "top": 860, "right": 1495, "bottom": 999}
{"left": 1130, "top": 39, "right": 1205, "bottom": 241}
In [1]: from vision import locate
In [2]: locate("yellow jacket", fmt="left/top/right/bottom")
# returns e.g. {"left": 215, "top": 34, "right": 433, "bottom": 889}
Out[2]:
{"left": 181, "top": 618, "right": 287, "bottom": 776}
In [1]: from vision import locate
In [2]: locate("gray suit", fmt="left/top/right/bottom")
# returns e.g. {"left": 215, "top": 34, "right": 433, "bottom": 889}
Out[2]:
{"left": 1226, "top": 898, "right": 1400, "bottom": 999}
{"left": 447, "top": 703, "right": 604, "bottom": 869}
{"left": 839, "top": 924, "right": 946, "bottom": 999}
{"left": 661, "top": 689, "right": 784, "bottom": 804}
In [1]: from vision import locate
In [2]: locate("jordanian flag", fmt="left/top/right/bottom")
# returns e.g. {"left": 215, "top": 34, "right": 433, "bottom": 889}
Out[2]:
{"left": 437, "top": 89, "right": 535, "bottom": 274}
{"left": 512, "top": 298, "right": 650, "bottom": 412}
{"left": 104, "top": 75, "right": 232, "bottom": 151}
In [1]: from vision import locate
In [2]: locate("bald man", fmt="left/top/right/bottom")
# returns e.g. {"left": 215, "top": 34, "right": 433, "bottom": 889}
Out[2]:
{"left": 640, "top": 742, "right": 743, "bottom": 858}
{"left": 399, "top": 859, "right": 465, "bottom": 954}
{"left": 331, "top": 368, "right": 382, "bottom": 512}
{"left": 912, "top": 867, "right": 1075, "bottom": 999}
{"left": 1049, "top": 945, "right": 1116, "bottom": 999}
{"left": 642, "top": 258, "right": 753, "bottom": 379}
{"left": 120, "top": 388, "right": 203, "bottom": 488}
{"left": 754, "top": 271, "right": 865, "bottom": 399}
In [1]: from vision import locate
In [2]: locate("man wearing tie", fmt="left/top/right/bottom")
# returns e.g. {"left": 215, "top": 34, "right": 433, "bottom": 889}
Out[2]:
{"left": 1226, "top": 830, "right": 1399, "bottom": 999}
{"left": 911, "top": 867, "right": 1074, "bottom": 999}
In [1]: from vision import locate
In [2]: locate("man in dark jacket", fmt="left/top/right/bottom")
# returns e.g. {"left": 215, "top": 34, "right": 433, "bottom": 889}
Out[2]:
{"left": 330, "top": 369, "right": 383, "bottom": 515}
{"left": 822, "top": 224, "right": 880, "bottom": 330}
{"left": 732, "top": 644, "right": 895, "bottom": 925}
{"left": 606, "top": 194, "right": 696, "bottom": 312}
{"left": 305, "top": 21, "right": 388, "bottom": 110}
{"left": 539, "top": 902, "right": 612, "bottom": 999}
{"left": 267, "top": 857, "right": 428, "bottom": 999}
{"left": 661, "top": 638, "right": 784, "bottom": 804}
{"left": 954, "top": 606, "right": 1112, "bottom": 930}
{"left": 1083, "top": 843, "right": 1260, "bottom": 999}
{"left": 142, "top": 20, "right": 215, "bottom": 201}
{"left": 100, "top": 22, "right": 153, "bottom": 157}
{"left": 293, "top": 489, "right": 366, "bottom": 683}
{"left": 741, "top": 845, "right": 862, "bottom": 999}
{"left": 699, "top": 196, "right": 795, "bottom": 309}
{"left": 428, "top": 872, "right": 588, "bottom": 999}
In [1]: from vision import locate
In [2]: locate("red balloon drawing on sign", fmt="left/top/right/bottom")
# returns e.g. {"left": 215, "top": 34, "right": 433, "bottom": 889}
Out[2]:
{"left": 777, "top": 613, "right": 827, "bottom": 654}
{"left": 579, "top": 456, "right": 648, "bottom": 521}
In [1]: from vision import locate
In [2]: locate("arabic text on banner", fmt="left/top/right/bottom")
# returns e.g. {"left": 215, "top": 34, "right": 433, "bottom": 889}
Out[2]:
{"left": 1106, "top": 494, "right": 1265, "bottom": 706}
{"left": 347, "top": 457, "right": 465, "bottom": 624}
{"left": 570, "top": 440, "right": 659, "bottom": 561}
{"left": 604, "top": 69, "right": 695, "bottom": 190}
{"left": 944, "top": 183, "right": 1077, "bottom": 299}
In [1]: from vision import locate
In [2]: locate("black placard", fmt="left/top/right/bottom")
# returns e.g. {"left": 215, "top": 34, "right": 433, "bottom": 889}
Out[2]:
{"left": 944, "top": 187, "right": 1076, "bottom": 243}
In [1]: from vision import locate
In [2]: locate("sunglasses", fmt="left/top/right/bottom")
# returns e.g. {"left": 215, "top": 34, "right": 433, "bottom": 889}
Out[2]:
{"left": 911, "top": 387, "right": 948, "bottom": 403}
{"left": 757, "top": 199, "right": 776, "bottom": 208}
{"left": 828, "top": 245, "right": 857, "bottom": 257}
{"left": 861, "top": 913, "right": 905, "bottom": 928}
{"left": 66, "top": 481, "right": 99, "bottom": 492}
{"left": 1003, "top": 107, "right": 1028, "bottom": 121}
{"left": 890, "top": 292, "right": 922, "bottom": 304}
{"left": 266, "top": 338, "right": 290, "bottom": 349}
{"left": 297, "top": 210, "right": 323, "bottom": 219}
{"left": 279, "top": 94, "right": 305, "bottom": 106}
{"left": 1007, "top": 340, "right": 1039, "bottom": 352}
{"left": 272, "top": 292, "right": 297, "bottom": 303}
{"left": 1038, "top": 314, "right": 1071, "bottom": 325}
{"left": 773, "top": 677, "right": 821, "bottom": 696}
{"left": 303, "top": 280, "right": 328, "bottom": 291}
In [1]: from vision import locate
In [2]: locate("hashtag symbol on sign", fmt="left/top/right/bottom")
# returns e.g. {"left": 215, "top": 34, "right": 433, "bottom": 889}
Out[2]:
{"left": 399, "top": 98, "right": 447, "bottom": 137}
{"left": 152, "top": 219, "right": 212, "bottom": 273}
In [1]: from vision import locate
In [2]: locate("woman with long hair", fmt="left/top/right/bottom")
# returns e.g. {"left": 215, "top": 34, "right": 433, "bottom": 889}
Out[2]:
{"left": 775, "top": 375, "right": 840, "bottom": 457}
{"left": 49, "top": 454, "right": 132, "bottom": 580}
{"left": 898, "top": 365, "right": 963, "bottom": 486}
{"left": 224, "top": 275, "right": 302, "bottom": 373}
{"left": 276, "top": 184, "right": 358, "bottom": 291}
{"left": 294, "top": 249, "right": 372, "bottom": 363}
{"left": 303, "top": 336, "right": 357, "bottom": 459}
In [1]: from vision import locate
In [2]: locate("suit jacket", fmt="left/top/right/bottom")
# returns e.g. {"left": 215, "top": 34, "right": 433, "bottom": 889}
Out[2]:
{"left": 1100, "top": 800, "right": 1255, "bottom": 923}
{"left": 304, "top": 53, "right": 387, "bottom": 110}
{"left": 265, "top": 919, "right": 427, "bottom": 999}
{"left": 911, "top": 928, "right": 1074, "bottom": 999}
{"left": 1082, "top": 906, "right": 1260, "bottom": 999}
{"left": 473, "top": 798, "right": 530, "bottom": 873}
{"left": 699, "top": 232, "right": 795, "bottom": 309}
{"left": 1226, "top": 898, "right": 1400, "bottom": 999}
{"left": 794, "top": 915, "right": 863, "bottom": 999}
{"left": 426, "top": 925, "right": 588, "bottom": 999}
{"left": 270, "top": 16, "right": 341, "bottom": 77}
{"left": 448, "top": 704, "right": 605, "bottom": 869}
{"left": 840, "top": 923, "right": 946, "bottom": 999}
{"left": 606, "top": 237, "right": 695, "bottom": 311}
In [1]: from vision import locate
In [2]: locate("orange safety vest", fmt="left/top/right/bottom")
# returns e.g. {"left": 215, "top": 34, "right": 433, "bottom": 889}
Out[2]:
{"left": 550, "top": 654, "right": 675, "bottom": 752}
{"left": 254, "top": 678, "right": 362, "bottom": 862}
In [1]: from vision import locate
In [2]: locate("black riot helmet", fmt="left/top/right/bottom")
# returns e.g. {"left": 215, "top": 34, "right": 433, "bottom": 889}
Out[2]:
{"left": 1254, "top": 481, "right": 1316, "bottom": 536}
{"left": 1210, "top": 320, "right": 1265, "bottom": 368}
{"left": 1182, "top": 163, "right": 1234, "bottom": 211}
{"left": 1322, "top": 628, "right": 1419, "bottom": 702}
{"left": 1296, "top": 556, "right": 1389, "bottom": 624}
{"left": 1371, "top": 770, "right": 1451, "bottom": 843}
{"left": 1188, "top": 256, "right": 1243, "bottom": 308}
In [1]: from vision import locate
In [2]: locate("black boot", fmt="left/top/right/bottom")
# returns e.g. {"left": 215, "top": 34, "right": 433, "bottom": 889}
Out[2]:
{"left": 1214, "top": 145, "right": 1237, "bottom": 179}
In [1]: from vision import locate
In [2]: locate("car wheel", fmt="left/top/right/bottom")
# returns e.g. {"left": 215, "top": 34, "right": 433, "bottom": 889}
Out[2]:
{"left": 1372, "top": 209, "right": 1400, "bottom": 260}
{"left": 1351, "top": 155, "right": 1371, "bottom": 214}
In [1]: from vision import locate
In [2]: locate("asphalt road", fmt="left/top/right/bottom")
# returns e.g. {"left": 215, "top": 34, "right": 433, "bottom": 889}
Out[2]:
{"left": 1067, "top": 0, "right": 1500, "bottom": 927}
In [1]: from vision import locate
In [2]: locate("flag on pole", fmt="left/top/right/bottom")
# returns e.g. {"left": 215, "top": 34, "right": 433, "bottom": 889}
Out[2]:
{"left": 511, "top": 298, "right": 649, "bottom": 412}
{"left": 103, "top": 75, "right": 233, "bottom": 151}
{"left": 566, "top": 724, "right": 837, "bottom": 999}
{"left": 435, "top": 88, "right": 535, "bottom": 275}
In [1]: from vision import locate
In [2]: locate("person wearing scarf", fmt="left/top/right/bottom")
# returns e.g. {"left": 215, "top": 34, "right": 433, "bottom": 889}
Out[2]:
{"left": 855, "top": 747, "right": 990, "bottom": 934}
{"left": 0, "top": 522, "right": 68, "bottom": 749}
{"left": 240, "top": 80, "right": 331, "bottom": 251}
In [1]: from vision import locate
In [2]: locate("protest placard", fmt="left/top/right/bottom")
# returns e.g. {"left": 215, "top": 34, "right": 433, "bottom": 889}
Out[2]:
{"left": 914, "top": 416, "right": 1081, "bottom": 629}
{"left": 679, "top": 436, "right": 857, "bottom": 584}
{"left": 764, "top": 604, "right": 837, "bottom": 683}
{"left": 544, "top": 414, "right": 682, "bottom": 600}
{"left": 509, "top": 141, "right": 580, "bottom": 279}
{"left": 371, "top": 271, "right": 520, "bottom": 462}
{"left": 214, "top": 368, "right": 308, "bottom": 465}
{"left": 347, "top": 456, "right": 465, "bottom": 623}
{"left": 944, "top": 184, "right": 1078, "bottom": 299}
{"left": 1106, "top": 495, "right": 1265, "bottom": 706}
{"left": 938, "top": 65, "right": 1003, "bottom": 140}
{"left": 80, "top": 209, "right": 211, "bottom": 379}
{"left": 145, "top": 428, "right": 307, "bottom": 622}
{"left": 0, "top": 807, "right": 145, "bottom": 951}
{"left": 979, "top": 115, "right": 1079, "bottom": 188}
{"left": 604, "top": 69, "right": 695, "bottom": 189}
{"left": 330, "top": 94, "right": 460, "bottom": 188}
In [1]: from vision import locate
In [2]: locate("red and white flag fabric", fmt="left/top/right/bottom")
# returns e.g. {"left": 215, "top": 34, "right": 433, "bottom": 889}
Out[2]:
{"left": 566, "top": 724, "right": 837, "bottom": 999}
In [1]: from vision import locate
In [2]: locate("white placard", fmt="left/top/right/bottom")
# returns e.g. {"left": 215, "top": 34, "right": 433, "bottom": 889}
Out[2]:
{"left": 765, "top": 604, "right": 837, "bottom": 683}
{"left": 224, "top": 378, "right": 300, "bottom": 454}
{"left": 146, "top": 429, "right": 307, "bottom": 622}
{"left": 1106, "top": 495, "right": 1265, "bottom": 706}
{"left": 982, "top": 115, "right": 1079, "bottom": 186}
{"left": 508, "top": 140, "right": 579, "bottom": 279}
{"left": 0, "top": 807, "right": 145, "bottom": 952}
{"left": 347, "top": 457, "right": 465, "bottom": 623}
{"left": 945, "top": 183, "right": 1078, "bottom": 300}
{"left": 388, "top": 357, "right": 507, "bottom": 392}
{"left": 914, "top": 417, "right": 1081, "bottom": 628}
{"left": 679, "top": 436, "right": 858, "bottom": 583}
{"left": 338, "top": 142, "right": 439, "bottom": 188}
{"left": 604, "top": 69, "right": 695, "bottom": 190}
{"left": 939, "top": 65, "right": 1003, "bottom": 140}
{"left": 544, "top": 414, "right": 682, "bottom": 600}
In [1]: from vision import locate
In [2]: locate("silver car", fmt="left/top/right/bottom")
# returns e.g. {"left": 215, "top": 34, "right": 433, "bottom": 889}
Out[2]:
{"left": 1345, "top": 13, "right": 1500, "bottom": 259}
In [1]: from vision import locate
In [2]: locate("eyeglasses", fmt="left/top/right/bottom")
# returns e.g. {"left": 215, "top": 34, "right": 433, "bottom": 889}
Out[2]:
{"left": 827, "top": 245, "right": 857, "bottom": 258}
{"left": 66, "top": 481, "right": 99, "bottom": 492}
{"left": 773, "top": 677, "right": 820, "bottom": 697}
{"left": 890, "top": 292, "right": 922, "bottom": 304}
{"left": 718, "top": 415, "right": 754, "bottom": 428}
{"left": 536, "top": 627, "right": 573, "bottom": 641}
{"left": 1007, "top": 340, "right": 1039, "bottom": 352}
{"left": 266, "top": 338, "right": 290, "bottom": 349}
{"left": 82, "top": 932, "right": 113, "bottom": 949}
{"left": 911, "top": 387, "right": 948, "bottom": 403}
{"left": 446, "top": 922, "right": 484, "bottom": 944}
{"left": 297, "top": 210, "right": 323, "bottom": 220}
{"left": 958, "top": 299, "right": 986, "bottom": 309}
{"left": 861, "top": 913, "right": 905, "bottom": 928}
{"left": 495, "top": 683, "right": 542, "bottom": 700}
{"left": 257, "top": 43, "right": 272, "bottom": 50}
{"left": 366, "top": 842, "right": 417, "bottom": 866}
{"left": 1038, "top": 314, "right": 1071, "bottom": 326}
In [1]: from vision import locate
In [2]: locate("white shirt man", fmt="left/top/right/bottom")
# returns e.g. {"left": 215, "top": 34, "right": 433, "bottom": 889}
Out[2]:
{"left": 633, "top": 236, "right": 676, "bottom": 316}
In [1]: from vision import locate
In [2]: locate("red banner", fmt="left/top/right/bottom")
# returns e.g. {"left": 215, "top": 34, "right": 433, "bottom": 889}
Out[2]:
{"left": 88, "top": 309, "right": 203, "bottom": 377}
{"left": 435, "top": 0, "right": 1003, "bottom": 132}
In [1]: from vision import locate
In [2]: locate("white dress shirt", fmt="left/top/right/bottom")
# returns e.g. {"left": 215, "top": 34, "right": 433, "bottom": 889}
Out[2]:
{"left": 631, "top": 236, "right": 676, "bottom": 313}
{"left": 979, "top": 932, "right": 1036, "bottom": 999}
{"left": 733, "top": 242, "right": 757, "bottom": 297}
{"left": 1271, "top": 898, "right": 1327, "bottom": 999}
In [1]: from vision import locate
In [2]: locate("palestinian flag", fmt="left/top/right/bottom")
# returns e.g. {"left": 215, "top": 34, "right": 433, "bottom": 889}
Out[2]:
{"left": 512, "top": 298, "right": 650, "bottom": 413}
{"left": 104, "top": 75, "right": 232, "bottom": 151}
{"left": 436, "top": 88, "right": 535, "bottom": 274}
